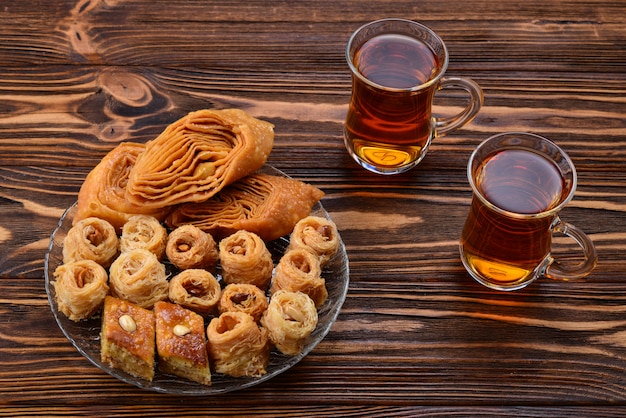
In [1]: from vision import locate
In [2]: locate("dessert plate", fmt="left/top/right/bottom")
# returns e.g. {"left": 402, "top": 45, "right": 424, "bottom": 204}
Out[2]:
{"left": 44, "top": 165, "right": 349, "bottom": 395}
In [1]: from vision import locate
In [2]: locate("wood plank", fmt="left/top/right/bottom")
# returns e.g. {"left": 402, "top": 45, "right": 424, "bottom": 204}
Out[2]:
{"left": 0, "top": 67, "right": 624, "bottom": 166}
{"left": 4, "top": 278, "right": 626, "bottom": 405}
{"left": 1, "top": 1, "right": 625, "bottom": 71}
{"left": 1, "top": 0, "right": 626, "bottom": 413}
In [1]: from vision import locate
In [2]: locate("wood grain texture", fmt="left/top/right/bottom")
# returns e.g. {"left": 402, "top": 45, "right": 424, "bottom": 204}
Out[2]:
{"left": 1, "top": 0, "right": 626, "bottom": 415}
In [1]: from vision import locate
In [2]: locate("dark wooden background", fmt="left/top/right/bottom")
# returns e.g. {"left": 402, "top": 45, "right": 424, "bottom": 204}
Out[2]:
{"left": 1, "top": 0, "right": 626, "bottom": 415}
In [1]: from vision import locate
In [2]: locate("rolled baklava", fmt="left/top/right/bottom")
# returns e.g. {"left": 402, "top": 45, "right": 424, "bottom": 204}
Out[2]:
{"left": 168, "top": 269, "right": 221, "bottom": 314}
{"left": 261, "top": 290, "right": 318, "bottom": 356}
{"left": 165, "top": 224, "right": 218, "bottom": 271}
{"left": 119, "top": 215, "right": 168, "bottom": 260}
{"left": 109, "top": 248, "right": 169, "bottom": 309}
{"left": 271, "top": 248, "right": 327, "bottom": 308}
{"left": 288, "top": 216, "right": 339, "bottom": 266}
{"left": 219, "top": 230, "right": 273, "bottom": 290}
{"left": 53, "top": 259, "right": 109, "bottom": 321}
{"left": 218, "top": 283, "right": 269, "bottom": 323}
{"left": 207, "top": 311, "right": 270, "bottom": 377}
{"left": 63, "top": 217, "right": 119, "bottom": 267}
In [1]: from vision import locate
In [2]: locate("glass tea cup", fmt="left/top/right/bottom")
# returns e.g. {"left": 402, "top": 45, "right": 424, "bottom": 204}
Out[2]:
{"left": 459, "top": 132, "right": 598, "bottom": 291}
{"left": 344, "top": 18, "right": 483, "bottom": 175}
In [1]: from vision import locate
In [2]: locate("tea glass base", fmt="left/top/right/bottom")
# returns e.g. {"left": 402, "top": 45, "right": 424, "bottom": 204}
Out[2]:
{"left": 343, "top": 129, "right": 431, "bottom": 175}
{"left": 459, "top": 245, "right": 550, "bottom": 292}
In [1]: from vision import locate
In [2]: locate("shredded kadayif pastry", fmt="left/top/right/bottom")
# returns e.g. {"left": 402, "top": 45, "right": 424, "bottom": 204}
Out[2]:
{"left": 218, "top": 283, "right": 269, "bottom": 323}
{"left": 207, "top": 311, "right": 270, "bottom": 377}
{"left": 73, "top": 142, "right": 171, "bottom": 231}
{"left": 165, "top": 224, "right": 218, "bottom": 271}
{"left": 219, "top": 230, "right": 274, "bottom": 291}
{"left": 53, "top": 260, "right": 109, "bottom": 321}
{"left": 108, "top": 248, "right": 169, "bottom": 309}
{"left": 168, "top": 269, "right": 221, "bottom": 314}
{"left": 119, "top": 215, "right": 168, "bottom": 260}
{"left": 271, "top": 248, "right": 327, "bottom": 308}
{"left": 288, "top": 216, "right": 340, "bottom": 266}
{"left": 63, "top": 217, "right": 119, "bottom": 267}
{"left": 125, "top": 109, "right": 275, "bottom": 209}
{"left": 166, "top": 173, "right": 324, "bottom": 242}
{"left": 261, "top": 290, "right": 318, "bottom": 356}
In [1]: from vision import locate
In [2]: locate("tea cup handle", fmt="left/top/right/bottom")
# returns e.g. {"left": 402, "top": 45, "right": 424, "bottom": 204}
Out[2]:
{"left": 545, "top": 217, "right": 598, "bottom": 280}
{"left": 435, "top": 76, "right": 484, "bottom": 137}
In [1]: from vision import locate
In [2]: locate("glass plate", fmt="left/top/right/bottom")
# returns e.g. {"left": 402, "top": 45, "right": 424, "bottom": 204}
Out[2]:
{"left": 44, "top": 165, "right": 349, "bottom": 395}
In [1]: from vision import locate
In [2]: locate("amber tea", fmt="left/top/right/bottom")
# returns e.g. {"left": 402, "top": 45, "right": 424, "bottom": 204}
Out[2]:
{"left": 355, "top": 34, "right": 438, "bottom": 89}
{"left": 460, "top": 149, "right": 565, "bottom": 286}
{"left": 344, "top": 19, "right": 483, "bottom": 175}
{"left": 475, "top": 149, "right": 565, "bottom": 215}
{"left": 345, "top": 34, "right": 439, "bottom": 170}
{"left": 459, "top": 132, "right": 597, "bottom": 291}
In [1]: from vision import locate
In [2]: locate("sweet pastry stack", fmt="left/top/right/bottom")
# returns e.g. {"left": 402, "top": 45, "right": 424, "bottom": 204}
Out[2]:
{"left": 51, "top": 109, "right": 341, "bottom": 385}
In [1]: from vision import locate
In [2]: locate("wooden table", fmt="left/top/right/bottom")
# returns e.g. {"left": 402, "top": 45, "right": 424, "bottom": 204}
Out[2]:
{"left": 2, "top": 0, "right": 625, "bottom": 415}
